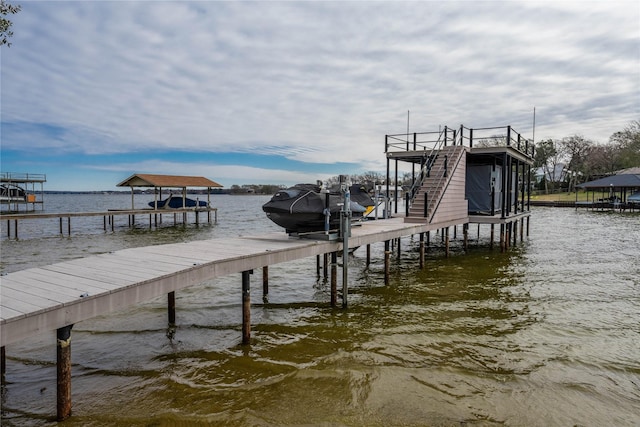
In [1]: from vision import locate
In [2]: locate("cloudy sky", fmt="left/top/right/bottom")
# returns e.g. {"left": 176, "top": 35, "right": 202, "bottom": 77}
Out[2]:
{"left": 2, "top": 1, "right": 638, "bottom": 191}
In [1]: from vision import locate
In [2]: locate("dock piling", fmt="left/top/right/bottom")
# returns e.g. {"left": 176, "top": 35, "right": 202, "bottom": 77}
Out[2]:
{"left": 242, "top": 270, "right": 252, "bottom": 345}
{"left": 262, "top": 266, "right": 269, "bottom": 302}
{"left": 419, "top": 232, "right": 425, "bottom": 269}
{"left": 168, "top": 291, "right": 176, "bottom": 325}
{"left": 384, "top": 240, "right": 390, "bottom": 285}
{"left": 56, "top": 324, "right": 73, "bottom": 421}
{"left": 331, "top": 252, "right": 337, "bottom": 307}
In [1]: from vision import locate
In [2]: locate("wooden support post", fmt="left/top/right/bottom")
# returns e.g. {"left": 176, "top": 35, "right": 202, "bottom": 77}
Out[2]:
{"left": 195, "top": 210, "right": 199, "bottom": 225}
{"left": 477, "top": 224, "right": 480, "bottom": 240}
{"left": 168, "top": 291, "right": 176, "bottom": 325}
{"left": 262, "top": 266, "right": 269, "bottom": 302}
{"left": 520, "top": 218, "right": 524, "bottom": 242}
{"left": 1, "top": 345, "right": 5, "bottom": 384}
{"left": 397, "top": 236, "right": 401, "bottom": 259}
{"left": 505, "top": 223, "right": 511, "bottom": 250}
{"left": 490, "top": 223, "right": 495, "bottom": 248}
{"left": 316, "top": 255, "right": 321, "bottom": 277}
{"left": 149, "top": 214, "right": 152, "bottom": 229}
{"left": 330, "top": 252, "right": 337, "bottom": 307}
{"left": 366, "top": 244, "right": 371, "bottom": 266}
{"left": 513, "top": 220, "right": 518, "bottom": 246}
{"left": 6, "top": 219, "right": 9, "bottom": 239}
{"left": 67, "top": 218, "right": 71, "bottom": 236}
{"left": 242, "top": 270, "right": 252, "bottom": 345}
{"left": 384, "top": 240, "right": 390, "bottom": 285}
{"left": 111, "top": 215, "right": 115, "bottom": 231}
{"left": 104, "top": 215, "right": 107, "bottom": 231}
{"left": 500, "top": 224, "right": 505, "bottom": 252}
{"left": 526, "top": 216, "right": 530, "bottom": 236}
{"left": 56, "top": 324, "right": 73, "bottom": 421}
{"left": 14, "top": 219, "right": 18, "bottom": 239}
{"left": 463, "top": 223, "right": 468, "bottom": 251}
{"left": 60, "top": 217, "right": 63, "bottom": 235}
{"left": 419, "top": 232, "right": 425, "bottom": 269}
{"left": 445, "top": 227, "right": 450, "bottom": 257}
{"left": 426, "top": 230, "right": 430, "bottom": 246}
{"left": 323, "top": 253, "right": 328, "bottom": 279}
{"left": 453, "top": 225, "right": 457, "bottom": 239}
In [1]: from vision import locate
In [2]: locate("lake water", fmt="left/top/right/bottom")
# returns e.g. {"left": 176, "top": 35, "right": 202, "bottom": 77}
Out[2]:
{"left": 1, "top": 194, "right": 639, "bottom": 426}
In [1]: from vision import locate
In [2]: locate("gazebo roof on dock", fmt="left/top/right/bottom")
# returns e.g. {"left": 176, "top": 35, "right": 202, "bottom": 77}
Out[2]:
{"left": 117, "top": 174, "right": 223, "bottom": 189}
{"left": 577, "top": 173, "right": 640, "bottom": 189}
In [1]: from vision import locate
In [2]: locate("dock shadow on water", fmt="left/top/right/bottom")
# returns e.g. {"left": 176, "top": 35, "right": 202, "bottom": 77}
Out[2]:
{"left": 2, "top": 198, "right": 640, "bottom": 426}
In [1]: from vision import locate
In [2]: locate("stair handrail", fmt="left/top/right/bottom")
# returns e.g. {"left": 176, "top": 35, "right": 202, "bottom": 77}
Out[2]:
{"left": 405, "top": 128, "right": 449, "bottom": 208}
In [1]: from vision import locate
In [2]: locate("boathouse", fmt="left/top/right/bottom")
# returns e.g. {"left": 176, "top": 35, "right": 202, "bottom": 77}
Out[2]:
{"left": 385, "top": 125, "right": 534, "bottom": 244}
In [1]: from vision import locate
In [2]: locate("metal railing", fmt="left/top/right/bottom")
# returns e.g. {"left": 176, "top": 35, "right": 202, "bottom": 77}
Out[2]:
{"left": 386, "top": 125, "right": 534, "bottom": 158}
{"left": 1, "top": 172, "right": 48, "bottom": 182}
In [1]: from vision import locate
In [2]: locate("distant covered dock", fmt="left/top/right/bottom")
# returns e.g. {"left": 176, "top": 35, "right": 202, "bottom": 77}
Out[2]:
{"left": 116, "top": 173, "right": 223, "bottom": 210}
{"left": 576, "top": 171, "right": 640, "bottom": 211}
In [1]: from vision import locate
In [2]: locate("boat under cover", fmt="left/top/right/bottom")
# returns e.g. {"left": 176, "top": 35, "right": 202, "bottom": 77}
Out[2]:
{"left": 148, "top": 195, "right": 208, "bottom": 209}
{"left": 262, "top": 183, "right": 374, "bottom": 234}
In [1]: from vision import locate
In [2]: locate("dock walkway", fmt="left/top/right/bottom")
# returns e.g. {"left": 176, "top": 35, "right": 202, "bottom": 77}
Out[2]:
{"left": 1, "top": 215, "right": 462, "bottom": 347}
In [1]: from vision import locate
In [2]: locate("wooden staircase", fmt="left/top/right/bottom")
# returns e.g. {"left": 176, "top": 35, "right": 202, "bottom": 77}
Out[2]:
{"left": 405, "top": 145, "right": 467, "bottom": 223}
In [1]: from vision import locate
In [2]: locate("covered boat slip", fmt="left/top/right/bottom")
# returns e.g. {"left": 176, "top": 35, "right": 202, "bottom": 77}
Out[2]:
{"left": 116, "top": 173, "right": 223, "bottom": 210}
{"left": 575, "top": 171, "right": 640, "bottom": 211}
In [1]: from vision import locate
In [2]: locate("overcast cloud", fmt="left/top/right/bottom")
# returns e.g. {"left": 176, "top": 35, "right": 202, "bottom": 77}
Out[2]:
{"left": 1, "top": 1, "right": 638, "bottom": 190}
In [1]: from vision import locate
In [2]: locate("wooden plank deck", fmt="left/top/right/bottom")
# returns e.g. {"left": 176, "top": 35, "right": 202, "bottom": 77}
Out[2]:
{"left": 1, "top": 216, "right": 460, "bottom": 347}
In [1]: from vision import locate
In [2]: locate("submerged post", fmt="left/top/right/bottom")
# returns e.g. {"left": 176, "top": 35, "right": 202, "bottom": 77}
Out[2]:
{"left": 242, "top": 270, "right": 252, "bottom": 345}
{"left": 56, "top": 324, "right": 74, "bottom": 421}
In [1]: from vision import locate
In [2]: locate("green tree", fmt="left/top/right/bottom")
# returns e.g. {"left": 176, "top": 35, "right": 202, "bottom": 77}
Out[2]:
{"left": 1, "top": 0, "right": 21, "bottom": 47}
{"left": 610, "top": 120, "right": 640, "bottom": 169}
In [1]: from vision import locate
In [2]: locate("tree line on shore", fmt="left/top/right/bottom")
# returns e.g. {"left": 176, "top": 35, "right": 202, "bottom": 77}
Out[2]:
{"left": 534, "top": 120, "right": 639, "bottom": 193}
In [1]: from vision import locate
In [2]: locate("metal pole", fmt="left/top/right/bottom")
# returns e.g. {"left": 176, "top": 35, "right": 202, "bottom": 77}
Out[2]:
{"left": 340, "top": 176, "right": 351, "bottom": 308}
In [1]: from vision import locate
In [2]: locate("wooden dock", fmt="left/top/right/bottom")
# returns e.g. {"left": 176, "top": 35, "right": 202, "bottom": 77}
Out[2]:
{"left": 1, "top": 207, "right": 217, "bottom": 239}
{"left": 0, "top": 216, "right": 456, "bottom": 346}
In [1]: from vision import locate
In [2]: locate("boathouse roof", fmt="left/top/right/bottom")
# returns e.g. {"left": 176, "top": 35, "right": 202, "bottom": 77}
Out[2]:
{"left": 577, "top": 173, "right": 640, "bottom": 189}
{"left": 117, "top": 174, "right": 223, "bottom": 188}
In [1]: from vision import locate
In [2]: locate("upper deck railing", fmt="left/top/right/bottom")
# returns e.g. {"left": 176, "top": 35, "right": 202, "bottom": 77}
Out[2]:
{"left": 1, "top": 172, "right": 48, "bottom": 182}
{"left": 385, "top": 125, "right": 535, "bottom": 159}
